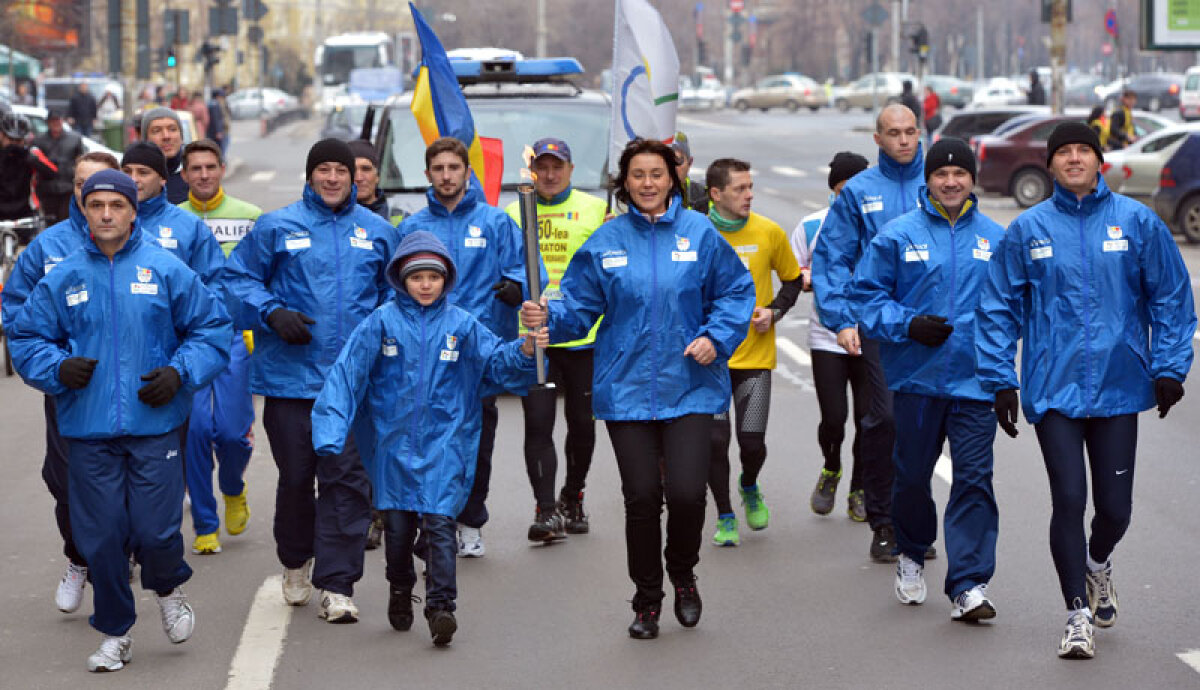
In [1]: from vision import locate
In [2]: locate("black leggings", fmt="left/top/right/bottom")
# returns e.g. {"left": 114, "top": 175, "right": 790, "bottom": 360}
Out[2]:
{"left": 521, "top": 348, "right": 596, "bottom": 511}
{"left": 607, "top": 414, "right": 711, "bottom": 610}
{"left": 709, "top": 369, "right": 771, "bottom": 515}
{"left": 1034, "top": 411, "right": 1137, "bottom": 609}
{"left": 810, "top": 349, "right": 868, "bottom": 492}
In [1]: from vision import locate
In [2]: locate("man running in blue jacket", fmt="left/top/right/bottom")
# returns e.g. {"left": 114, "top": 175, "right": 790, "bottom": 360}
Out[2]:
{"left": 852, "top": 138, "right": 1004, "bottom": 621}
{"left": 812, "top": 103, "right": 926, "bottom": 562}
{"left": 9, "top": 169, "right": 232, "bottom": 672}
{"left": 977, "top": 122, "right": 1195, "bottom": 659}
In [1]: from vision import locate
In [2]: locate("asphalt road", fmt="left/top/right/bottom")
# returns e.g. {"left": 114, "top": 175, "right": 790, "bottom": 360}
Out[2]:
{"left": 1, "top": 110, "right": 1198, "bottom": 689}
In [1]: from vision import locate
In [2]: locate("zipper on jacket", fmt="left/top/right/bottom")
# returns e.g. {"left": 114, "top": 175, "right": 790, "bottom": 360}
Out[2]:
{"left": 108, "top": 257, "right": 122, "bottom": 432}
{"left": 649, "top": 221, "right": 660, "bottom": 420}
{"left": 944, "top": 218, "right": 959, "bottom": 395}
{"left": 333, "top": 216, "right": 344, "bottom": 342}
{"left": 1077, "top": 205, "right": 1094, "bottom": 416}
{"left": 407, "top": 310, "right": 428, "bottom": 499}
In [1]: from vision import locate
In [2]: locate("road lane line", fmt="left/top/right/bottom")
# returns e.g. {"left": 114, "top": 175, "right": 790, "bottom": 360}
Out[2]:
{"left": 802, "top": 200, "right": 822, "bottom": 210}
{"left": 1177, "top": 649, "right": 1200, "bottom": 675}
{"left": 770, "top": 165, "right": 808, "bottom": 178}
{"left": 777, "top": 336, "right": 812, "bottom": 368}
{"left": 1194, "top": 329, "right": 1199, "bottom": 342}
{"left": 249, "top": 170, "right": 276, "bottom": 183}
{"left": 934, "top": 454, "right": 951, "bottom": 484}
{"left": 225, "top": 576, "right": 292, "bottom": 690}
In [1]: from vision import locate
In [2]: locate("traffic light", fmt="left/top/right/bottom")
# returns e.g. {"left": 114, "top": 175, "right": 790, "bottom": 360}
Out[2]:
{"left": 200, "top": 41, "right": 221, "bottom": 71}
{"left": 166, "top": 49, "right": 177, "bottom": 68}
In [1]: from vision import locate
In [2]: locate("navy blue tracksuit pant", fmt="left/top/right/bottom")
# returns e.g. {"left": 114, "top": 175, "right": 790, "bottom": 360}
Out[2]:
{"left": 891, "top": 393, "right": 998, "bottom": 600}
{"left": 68, "top": 431, "right": 192, "bottom": 636}
{"left": 262, "top": 397, "right": 370, "bottom": 597}
{"left": 1034, "top": 411, "right": 1137, "bottom": 610}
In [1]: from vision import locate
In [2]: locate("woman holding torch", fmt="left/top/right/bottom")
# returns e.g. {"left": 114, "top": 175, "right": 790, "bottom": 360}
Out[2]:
{"left": 521, "top": 138, "right": 755, "bottom": 639}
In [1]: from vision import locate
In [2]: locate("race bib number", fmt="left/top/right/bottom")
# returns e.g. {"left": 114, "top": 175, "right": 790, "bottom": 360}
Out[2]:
{"left": 349, "top": 237, "right": 374, "bottom": 250}
{"left": 285, "top": 237, "right": 311, "bottom": 251}
{"left": 131, "top": 283, "right": 159, "bottom": 295}
{"left": 672, "top": 251, "right": 698, "bottom": 262}
{"left": 1030, "top": 246, "right": 1053, "bottom": 260}
{"left": 1103, "top": 239, "right": 1128, "bottom": 252}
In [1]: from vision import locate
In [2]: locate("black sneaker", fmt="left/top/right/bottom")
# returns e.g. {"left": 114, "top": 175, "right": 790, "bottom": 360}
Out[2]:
{"left": 365, "top": 512, "right": 384, "bottom": 551}
{"left": 672, "top": 576, "right": 702, "bottom": 628}
{"left": 870, "top": 525, "right": 898, "bottom": 563}
{"left": 628, "top": 607, "right": 661, "bottom": 639}
{"left": 557, "top": 491, "right": 590, "bottom": 534}
{"left": 388, "top": 588, "right": 420, "bottom": 631}
{"left": 426, "top": 609, "right": 457, "bottom": 647}
{"left": 527, "top": 506, "right": 567, "bottom": 543}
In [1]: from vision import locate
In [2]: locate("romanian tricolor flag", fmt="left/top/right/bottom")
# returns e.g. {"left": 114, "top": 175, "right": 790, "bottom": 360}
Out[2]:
{"left": 408, "top": 2, "right": 503, "bottom": 205}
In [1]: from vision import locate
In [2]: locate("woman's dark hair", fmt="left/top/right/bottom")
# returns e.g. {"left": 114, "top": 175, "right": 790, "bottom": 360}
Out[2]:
{"left": 613, "top": 138, "right": 684, "bottom": 210}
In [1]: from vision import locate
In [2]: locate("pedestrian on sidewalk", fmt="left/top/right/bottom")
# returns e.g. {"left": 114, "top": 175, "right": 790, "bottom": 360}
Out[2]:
{"left": 851, "top": 138, "right": 1004, "bottom": 621}
{"left": 976, "top": 122, "right": 1195, "bottom": 659}
{"left": 9, "top": 169, "right": 232, "bottom": 672}
{"left": 313, "top": 231, "right": 546, "bottom": 647}
{"left": 523, "top": 138, "right": 755, "bottom": 640}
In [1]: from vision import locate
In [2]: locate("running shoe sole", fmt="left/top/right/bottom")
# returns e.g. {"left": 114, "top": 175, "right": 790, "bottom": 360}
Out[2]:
{"left": 430, "top": 613, "right": 457, "bottom": 647}
{"left": 953, "top": 600, "right": 997, "bottom": 621}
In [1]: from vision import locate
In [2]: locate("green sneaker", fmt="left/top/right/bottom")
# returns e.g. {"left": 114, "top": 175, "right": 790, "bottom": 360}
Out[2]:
{"left": 712, "top": 515, "right": 740, "bottom": 546}
{"left": 739, "top": 475, "right": 769, "bottom": 530}
{"left": 847, "top": 489, "right": 867, "bottom": 522}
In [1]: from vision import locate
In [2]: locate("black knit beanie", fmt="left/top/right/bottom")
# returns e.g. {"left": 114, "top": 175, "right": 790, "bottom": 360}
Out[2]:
{"left": 346, "top": 139, "right": 379, "bottom": 169}
{"left": 122, "top": 141, "right": 169, "bottom": 181}
{"left": 924, "top": 137, "right": 977, "bottom": 182}
{"left": 306, "top": 138, "right": 356, "bottom": 180}
{"left": 1046, "top": 121, "right": 1104, "bottom": 166}
{"left": 828, "top": 151, "right": 870, "bottom": 190}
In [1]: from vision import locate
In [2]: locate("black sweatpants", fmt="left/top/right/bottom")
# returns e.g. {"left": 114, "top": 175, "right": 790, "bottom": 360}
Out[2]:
{"left": 709, "top": 368, "right": 771, "bottom": 515}
{"left": 857, "top": 337, "right": 896, "bottom": 530}
{"left": 810, "top": 349, "right": 869, "bottom": 491}
{"left": 457, "top": 396, "right": 497, "bottom": 528}
{"left": 521, "top": 348, "right": 596, "bottom": 511}
{"left": 42, "top": 395, "right": 86, "bottom": 566}
{"left": 607, "top": 414, "right": 711, "bottom": 610}
{"left": 1034, "top": 411, "right": 1137, "bottom": 610}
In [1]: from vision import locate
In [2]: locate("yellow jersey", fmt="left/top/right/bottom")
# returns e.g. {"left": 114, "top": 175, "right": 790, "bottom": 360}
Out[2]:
{"left": 718, "top": 212, "right": 801, "bottom": 369}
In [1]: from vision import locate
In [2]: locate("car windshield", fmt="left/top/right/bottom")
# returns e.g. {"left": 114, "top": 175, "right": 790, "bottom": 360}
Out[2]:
{"left": 328, "top": 104, "right": 368, "bottom": 130}
{"left": 382, "top": 99, "right": 610, "bottom": 192}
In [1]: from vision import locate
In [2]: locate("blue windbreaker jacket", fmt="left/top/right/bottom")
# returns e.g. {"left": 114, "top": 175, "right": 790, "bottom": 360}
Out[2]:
{"left": 976, "top": 176, "right": 1196, "bottom": 422}
{"left": 9, "top": 226, "right": 231, "bottom": 439}
{"left": 397, "top": 178, "right": 542, "bottom": 338}
{"left": 220, "top": 184, "right": 399, "bottom": 399}
{"left": 2, "top": 199, "right": 91, "bottom": 327}
{"left": 547, "top": 195, "right": 756, "bottom": 421}
{"left": 311, "top": 231, "right": 536, "bottom": 516}
{"left": 812, "top": 145, "right": 925, "bottom": 333}
{"left": 852, "top": 190, "right": 1006, "bottom": 401}
{"left": 136, "top": 190, "right": 224, "bottom": 285}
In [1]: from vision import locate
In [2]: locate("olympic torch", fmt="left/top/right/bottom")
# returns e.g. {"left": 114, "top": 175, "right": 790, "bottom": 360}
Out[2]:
{"left": 519, "top": 147, "right": 554, "bottom": 390}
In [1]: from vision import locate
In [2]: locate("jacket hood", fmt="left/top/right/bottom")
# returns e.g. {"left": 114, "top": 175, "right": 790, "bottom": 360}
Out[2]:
{"left": 1051, "top": 172, "right": 1111, "bottom": 215}
{"left": 878, "top": 143, "right": 925, "bottom": 181}
{"left": 67, "top": 197, "right": 89, "bottom": 235}
{"left": 139, "top": 189, "right": 166, "bottom": 217}
{"left": 302, "top": 182, "right": 360, "bottom": 217}
{"left": 424, "top": 175, "right": 484, "bottom": 217}
{"left": 386, "top": 230, "right": 458, "bottom": 295}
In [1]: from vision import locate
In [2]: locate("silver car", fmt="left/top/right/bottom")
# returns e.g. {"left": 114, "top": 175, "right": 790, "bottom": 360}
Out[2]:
{"left": 731, "top": 74, "right": 823, "bottom": 112}
{"left": 226, "top": 88, "right": 299, "bottom": 119}
{"left": 835, "top": 72, "right": 916, "bottom": 112}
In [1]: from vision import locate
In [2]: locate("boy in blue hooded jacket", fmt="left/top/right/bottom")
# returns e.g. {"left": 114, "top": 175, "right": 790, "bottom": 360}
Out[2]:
{"left": 311, "top": 231, "right": 547, "bottom": 647}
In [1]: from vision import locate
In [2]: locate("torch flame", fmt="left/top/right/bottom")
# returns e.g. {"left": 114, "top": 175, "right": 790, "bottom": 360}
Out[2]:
{"left": 520, "top": 145, "right": 537, "bottom": 183}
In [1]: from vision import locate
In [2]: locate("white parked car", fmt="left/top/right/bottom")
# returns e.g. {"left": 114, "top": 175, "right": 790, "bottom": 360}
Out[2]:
{"left": 970, "top": 79, "right": 1027, "bottom": 107}
{"left": 679, "top": 74, "right": 725, "bottom": 111}
{"left": 227, "top": 88, "right": 300, "bottom": 119}
{"left": 1101, "top": 122, "right": 1200, "bottom": 202}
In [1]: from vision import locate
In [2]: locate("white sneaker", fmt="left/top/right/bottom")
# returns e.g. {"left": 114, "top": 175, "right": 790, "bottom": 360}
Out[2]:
{"left": 1086, "top": 560, "right": 1118, "bottom": 628}
{"left": 1058, "top": 608, "right": 1095, "bottom": 659}
{"left": 318, "top": 591, "right": 359, "bottom": 623}
{"left": 156, "top": 588, "right": 195, "bottom": 644}
{"left": 55, "top": 562, "right": 88, "bottom": 613}
{"left": 951, "top": 584, "right": 997, "bottom": 621}
{"left": 86, "top": 635, "right": 131, "bottom": 672}
{"left": 457, "top": 525, "right": 485, "bottom": 558}
{"left": 282, "top": 559, "right": 314, "bottom": 606}
{"left": 894, "top": 553, "right": 926, "bottom": 605}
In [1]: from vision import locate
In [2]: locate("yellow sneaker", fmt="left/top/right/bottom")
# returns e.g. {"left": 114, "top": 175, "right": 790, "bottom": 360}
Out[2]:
{"left": 224, "top": 487, "right": 250, "bottom": 536}
{"left": 192, "top": 532, "right": 222, "bottom": 555}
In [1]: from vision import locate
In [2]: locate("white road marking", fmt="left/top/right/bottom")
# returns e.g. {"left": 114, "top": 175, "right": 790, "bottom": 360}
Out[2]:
{"left": 1177, "top": 649, "right": 1200, "bottom": 675}
{"left": 771, "top": 165, "right": 808, "bottom": 178}
{"left": 818, "top": 165, "right": 831, "bottom": 175}
{"left": 224, "top": 576, "right": 292, "bottom": 690}
{"left": 777, "top": 336, "right": 812, "bottom": 367}
{"left": 1194, "top": 329, "right": 1199, "bottom": 342}
{"left": 803, "top": 200, "right": 822, "bottom": 210}
{"left": 249, "top": 170, "right": 276, "bottom": 183}
{"left": 935, "top": 454, "right": 951, "bottom": 485}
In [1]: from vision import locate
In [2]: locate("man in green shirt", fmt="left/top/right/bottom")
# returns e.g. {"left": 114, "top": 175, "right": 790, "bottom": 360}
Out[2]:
{"left": 178, "top": 138, "right": 262, "bottom": 555}
{"left": 505, "top": 137, "right": 607, "bottom": 542}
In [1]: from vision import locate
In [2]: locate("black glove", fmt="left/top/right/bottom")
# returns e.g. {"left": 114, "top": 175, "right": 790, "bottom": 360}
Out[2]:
{"left": 994, "top": 389, "right": 1020, "bottom": 438}
{"left": 267, "top": 308, "right": 316, "bottom": 345}
{"left": 1155, "top": 377, "right": 1184, "bottom": 418}
{"left": 138, "top": 366, "right": 182, "bottom": 408}
{"left": 58, "top": 357, "right": 98, "bottom": 389}
{"left": 907, "top": 314, "right": 954, "bottom": 347}
{"left": 491, "top": 279, "right": 523, "bottom": 307}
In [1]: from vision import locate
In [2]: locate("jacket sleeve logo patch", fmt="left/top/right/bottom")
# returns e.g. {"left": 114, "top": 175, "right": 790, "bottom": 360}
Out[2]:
{"left": 440, "top": 333, "right": 460, "bottom": 361}
{"left": 973, "top": 236, "right": 992, "bottom": 261}
{"left": 1107, "top": 225, "right": 1123, "bottom": 239}
{"left": 903, "top": 244, "right": 930, "bottom": 262}
{"left": 861, "top": 195, "right": 884, "bottom": 214}
{"left": 157, "top": 226, "right": 178, "bottom": 249}
{"left": 131, "top": 266, "right": 158, "bottom": 294}
{"left": 65, "top": 283, "right": 88, "bottom": 307}
{"left": 355, "top": 226, "right": 368, "bottom": 239}
{"left": 601, "top": 250, "right": 628, "bottom": 269}
{"left": 381, "top": 337, "right": 398, "bottom": 357}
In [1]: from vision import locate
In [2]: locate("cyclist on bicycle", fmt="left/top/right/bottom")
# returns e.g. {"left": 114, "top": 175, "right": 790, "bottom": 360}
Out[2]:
{"left": 0, "top": 112, "right": 57, "bottom": 223}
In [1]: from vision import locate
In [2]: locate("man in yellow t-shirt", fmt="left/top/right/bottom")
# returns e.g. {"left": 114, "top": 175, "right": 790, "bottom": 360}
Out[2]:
{"left": 504, "top": 137, "right": 608, "bottom": 543}
{"left": 704, "top": 157, "right": 803, "bottom": 547}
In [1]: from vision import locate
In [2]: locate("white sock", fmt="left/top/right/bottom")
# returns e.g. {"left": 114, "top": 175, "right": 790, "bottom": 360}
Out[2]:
{"left": 1086, "top": 554, "right": 1108, "bottom": 573}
